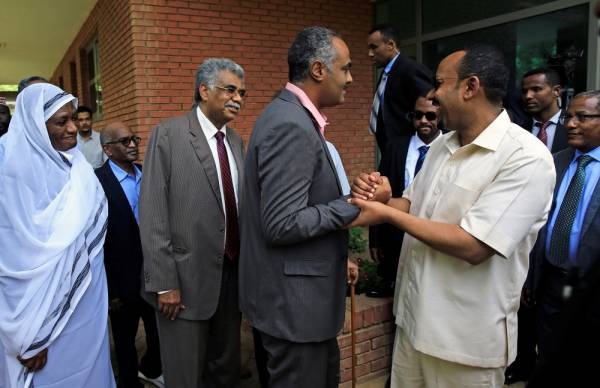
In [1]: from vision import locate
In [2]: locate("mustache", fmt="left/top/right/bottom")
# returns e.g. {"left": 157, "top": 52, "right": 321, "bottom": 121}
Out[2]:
{"left": 225, "top": 102, "right": 241, "bottom": 110}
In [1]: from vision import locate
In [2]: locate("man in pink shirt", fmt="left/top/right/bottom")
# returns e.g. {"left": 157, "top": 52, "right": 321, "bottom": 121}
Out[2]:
{"left": 239, "top": 27, "right": 359, "bottom": 388}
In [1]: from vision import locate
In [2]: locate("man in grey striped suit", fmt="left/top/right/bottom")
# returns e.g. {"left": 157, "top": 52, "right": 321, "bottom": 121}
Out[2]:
{"left": 139, "top": 58, "right": 246, "bottom": 388}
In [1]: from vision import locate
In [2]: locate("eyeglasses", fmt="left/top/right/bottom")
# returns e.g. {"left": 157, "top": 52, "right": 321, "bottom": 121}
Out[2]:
{"left": 103, "top": 136, "right": 141, "bottom": 147}
{"left": 407, "top": 111, "right": 437, "bottom": 121}
{"left": 214, "top": 85, "right": 247, "bottom": 98}
{"left": 559, "top": 113, "right": 600, "bottom": 125}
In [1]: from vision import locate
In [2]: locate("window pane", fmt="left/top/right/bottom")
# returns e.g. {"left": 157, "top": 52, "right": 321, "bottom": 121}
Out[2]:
{"left": 423, "top": 5, "right": 588, "bottom": 93}
{"left": 87, "top": 49, "right": 95, "bottom": 81}
{"left": 423, "top": 0, "right": 557, "bottom": 33}
{"left": 375, "top": 0, "right": 417, "bottom": 40}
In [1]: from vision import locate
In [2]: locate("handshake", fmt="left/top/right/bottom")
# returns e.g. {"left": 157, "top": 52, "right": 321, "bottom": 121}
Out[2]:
{"left": 347, "top": 172, "right": 394, "bottom": 228}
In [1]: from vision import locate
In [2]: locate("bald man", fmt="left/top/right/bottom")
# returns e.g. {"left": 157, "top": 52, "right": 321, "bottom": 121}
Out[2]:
{"left": 96, "top": 123, "right": 164, "bottom": 388}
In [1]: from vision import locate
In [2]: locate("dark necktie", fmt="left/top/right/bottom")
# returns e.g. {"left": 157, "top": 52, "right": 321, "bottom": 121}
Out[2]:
{"left": 535, "top": 121, "right": 550, "bottom": 147}
{"left": 215, "top": 131, "right": 239, "bottom": 261}
{"left": 549, "top": 155, "right": 594, "bottom": 266}
{"left": 369, "top": 73, "right": 388, "bottom": 134}
{"left": 414, "top": 145, "right": 429, "bottom": 176}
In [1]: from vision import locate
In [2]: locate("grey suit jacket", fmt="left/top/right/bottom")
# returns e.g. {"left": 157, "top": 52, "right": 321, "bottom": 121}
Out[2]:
{"left": 140, "top": 110, "right": 244, "bottom": 320}
{"left": 528, "top": 147, "right": 600, "bottom": 295}
{"left": 239, "top": 88, "right": 360, "bottom": 343}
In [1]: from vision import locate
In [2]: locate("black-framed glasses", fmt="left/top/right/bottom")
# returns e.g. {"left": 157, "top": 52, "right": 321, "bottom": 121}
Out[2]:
{"left": 104, "top": 136, "right": 141, "bottom": 147}
{"left": 559, "top": 113, "right": 600, "bottom": 125}
{"left": 407, "top": 111, "right": 438, "bottom": 121}
{"left": 214, "top": 85, "right": 247, "bottom": 98}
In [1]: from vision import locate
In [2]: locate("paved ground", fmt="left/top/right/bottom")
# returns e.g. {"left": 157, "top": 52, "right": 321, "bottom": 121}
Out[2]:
{"left": 113, "top": 320, "right": 526, "bottom": 388}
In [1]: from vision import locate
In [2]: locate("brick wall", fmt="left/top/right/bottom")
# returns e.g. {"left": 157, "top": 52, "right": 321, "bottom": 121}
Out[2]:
{"left": 51, "top": 0, "right": 375, "bottom": 177}
{"left": 338, "top": 296, "right": 394, "bottom": 386}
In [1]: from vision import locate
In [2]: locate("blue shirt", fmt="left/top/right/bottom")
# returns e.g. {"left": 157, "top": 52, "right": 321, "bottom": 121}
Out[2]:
{"left": 109, "top": 160, "right": 142, "bottom": 224}
{"left": 546, "top": 146, "right": 600, "bottom": 262}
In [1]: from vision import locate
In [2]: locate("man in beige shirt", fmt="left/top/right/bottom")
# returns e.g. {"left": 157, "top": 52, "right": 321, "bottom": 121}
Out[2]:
{"left": 351, "top": 45, "right": 556, "bottom": 387}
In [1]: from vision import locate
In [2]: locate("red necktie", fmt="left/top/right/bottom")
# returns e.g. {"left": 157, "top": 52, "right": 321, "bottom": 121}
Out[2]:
{"left": 215, "top": 131, "right": 239, "bottom": 261}
{"left": 537, "top": 121, "right": 550, "bottom": 146}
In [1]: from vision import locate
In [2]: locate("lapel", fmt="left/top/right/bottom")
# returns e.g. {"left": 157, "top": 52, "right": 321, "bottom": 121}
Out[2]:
{"left": 581, "top": 164, "right": 600, "bottom": 240}
{"left": 278, "top": 89, "right": 343, "bottom": 195}
{"left": 99, "top": 162, "right": 138, "bottom": 226}
{"left": 186, "top": 110, "right": 224, "bottom": 213}
{"left": 551, "top": 123, "right": 569, "bottom": 153}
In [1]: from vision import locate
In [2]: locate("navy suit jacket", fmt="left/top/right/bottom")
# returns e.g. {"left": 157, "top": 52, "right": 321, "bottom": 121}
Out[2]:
{"left": 527, "top": 148, "right": 600, "bottom": 295}
{"left": 96, "top": 161, "right": 144, "bottom": 302}
{"left": 374, "top": 55, "right": 432, "bottom": 152}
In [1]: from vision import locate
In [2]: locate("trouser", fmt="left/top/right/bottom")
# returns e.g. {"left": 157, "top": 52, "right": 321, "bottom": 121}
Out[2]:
{"left": 258, "top": 330, "right": 340, "bottom": 388}
{"left": 110, "top": 296, "right": 162, "bottom": 388}
{"left": 156, "top": 259, "right": 241, "bottom": 388}
{"left": 390, "top": 328, "right": 505, "bottom": 388}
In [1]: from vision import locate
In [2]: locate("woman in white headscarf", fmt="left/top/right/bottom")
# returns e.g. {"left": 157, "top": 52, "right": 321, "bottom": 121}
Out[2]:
{"left": 0, "top": 83, "right": 116, "bottom": 388}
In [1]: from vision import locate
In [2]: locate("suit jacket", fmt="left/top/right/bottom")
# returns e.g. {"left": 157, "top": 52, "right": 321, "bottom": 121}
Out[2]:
{"left": 139, "top": 110, "right": 245, "bottom": 320}
{"left": 369, "top": 135, "right": 412, "bottom": 258}
{"left": 375, "top": 55, "right": 432, "bottom": 152}
{"left": 95, "top": 161, "right": 144, "bottom": 303}
{"left": 527, "top": 147, "right": 600, "bottom": 295}
{"left": 239, "top": 88, "right": 360, "bottom": 342}
{"left": 526, "top": 120, "right": 569, "bottom": 154}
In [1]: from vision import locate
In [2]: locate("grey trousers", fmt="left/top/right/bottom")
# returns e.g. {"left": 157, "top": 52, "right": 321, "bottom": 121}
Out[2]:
{"left": 259, "top": 330, "right": 340, "bottom": 388}
{"left": 156, "top": 260, "right": 241, "bottom": 388}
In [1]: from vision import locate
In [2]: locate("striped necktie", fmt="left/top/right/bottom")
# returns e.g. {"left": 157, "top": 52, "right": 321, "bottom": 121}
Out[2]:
{"left": 414, "top": 145, "right": 429, "bottom": 176}
{"left": 535, "top": 121, "right": 550, "bottom": 147}
{"left": 215, "top": 131, "right": 239, "bottom": 261}
{"left": 549, "top": 155, "right": 594, "bottom": 265}
{"left": 369, "top": 73, "right": 388, "bottom": 134}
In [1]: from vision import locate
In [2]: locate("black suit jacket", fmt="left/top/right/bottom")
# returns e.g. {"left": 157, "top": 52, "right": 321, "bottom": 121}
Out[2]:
{"left": 527, "top": 148, "right": 600, "bottom": 295}
{"left": 96, "top": 161, "right": 144, "bottom": 302}
{"left": 526, "top": 120, "right": 569, "bottom": 154}
{"left": 375, "top": 55, "right": 432, "bottom": 152}
{"left": 370, "top": 135, "right": 412, "bottom": 261}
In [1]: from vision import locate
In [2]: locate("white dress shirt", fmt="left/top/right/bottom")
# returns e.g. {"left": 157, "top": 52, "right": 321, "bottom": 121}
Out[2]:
{"left": 531, "top": 109, "right": 562, "bottom": 151}
{"left": 404, "top": 134, "right": 429, "bottom": 190}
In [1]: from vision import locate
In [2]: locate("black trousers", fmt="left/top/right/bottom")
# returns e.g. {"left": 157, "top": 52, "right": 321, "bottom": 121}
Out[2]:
{"left": 258, "top": 330, "right": 340, "bottom": 388}
{"left": 109, "top": 296, "right": 162, "bottom": 388}
{"left": 505, "top": 302, "right": 537, "bottom": 377}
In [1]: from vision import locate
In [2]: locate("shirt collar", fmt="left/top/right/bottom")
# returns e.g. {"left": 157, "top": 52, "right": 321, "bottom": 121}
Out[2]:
{"left": 196, "top": 106, "right": 227, "bottom": 141}
{"left": 383, "top": 53, "right": 400, "bottom": 75}
{"left": 471, "top": 110, "right": 512, "bottom": 151}
{"left": 533, "top": 109, "right": 562, "bottom": 127}
{"left": 285, "top": 82, "right": 328, "bottom": 134}
{"left": 574, "top": 145, "right": 600, "bottom": 162}
{"left": 109, "top": 159, "right": 141, "bottom": 183}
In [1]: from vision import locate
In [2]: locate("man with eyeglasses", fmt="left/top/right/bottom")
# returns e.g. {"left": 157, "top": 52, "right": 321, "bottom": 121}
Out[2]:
{"left": 350, "top": 45, "right": 555, "bottom": 387}
{"left": 368, "top": 95, "right": 441, "bottom": 298}
{"left": 96, "top": 122, "right": 164, "bottom": 388}
{"left": 525, "top": 90, "right": 600, "bottom": 386}
{"left": 140, "top": 58, "right": 246, "bottom": 388}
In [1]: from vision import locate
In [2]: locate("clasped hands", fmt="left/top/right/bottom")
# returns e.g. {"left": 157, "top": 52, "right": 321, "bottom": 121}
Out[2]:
{"left": 347, "top": 172, "right": 393, "bottom": 228}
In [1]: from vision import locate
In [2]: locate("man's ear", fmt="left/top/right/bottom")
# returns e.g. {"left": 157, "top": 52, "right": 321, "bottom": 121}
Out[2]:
{"left": 199, "top": 84, "right": 210, "bottom": 101}
{"left": 463, "top": 76, "right": 481, "bottom": 101}
{"left": 102, "top": 145, "right": 111, "bottom": 158}
{"left": 309, "top": 61, "right": 327, "bottom": 82}
{"left": 552, "top": 84, "right": 562, "bottom": 98}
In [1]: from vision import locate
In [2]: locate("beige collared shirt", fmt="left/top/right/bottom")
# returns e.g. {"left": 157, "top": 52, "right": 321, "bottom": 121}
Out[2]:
{"left": 394, "top": 111, "right": 556, "bottom": 368}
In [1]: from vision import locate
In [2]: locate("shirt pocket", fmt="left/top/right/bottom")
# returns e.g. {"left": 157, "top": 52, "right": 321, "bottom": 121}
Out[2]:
{"left": 432, "top": 182, "right": 482, "bottom": 223}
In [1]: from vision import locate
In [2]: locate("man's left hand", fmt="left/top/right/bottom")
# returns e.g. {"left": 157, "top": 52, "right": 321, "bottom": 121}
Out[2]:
{"left": 347, "top": 198, "right": 389, "bottom": 228}
{"left": 347, "top": 260, "right": 359, "bottom": 285}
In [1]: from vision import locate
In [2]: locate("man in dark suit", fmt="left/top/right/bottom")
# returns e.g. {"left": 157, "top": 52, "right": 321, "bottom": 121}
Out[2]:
{"left": 521, "top": 67, "right": 569, "bottom": 153}
{"left": 524, "top": 90, "right": 600, "bottom": 386}
{"left": 506, "top": 67, "right": 571, "bottom": 384}
{"left": 239, "top": 27, "right": 359, "bottom": 388}
{"left": 96, "top": 122, "right": 163, "bottom": 388}
{"left": 368, "top": 95, "right": 441, "bottom": 297}
{"left": 140, "top": 58, "right": 246, "bottom": 388}
{"left": 367, "top": 24, "right": 432, "bottom": 152}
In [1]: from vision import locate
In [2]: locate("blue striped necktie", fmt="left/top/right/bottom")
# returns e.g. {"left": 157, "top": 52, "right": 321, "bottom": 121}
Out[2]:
{"left": 549, "top": 155, "right": 594, "bottom": 265}
{"left": 414, "top": 145, "right": 429, "bottom": 176}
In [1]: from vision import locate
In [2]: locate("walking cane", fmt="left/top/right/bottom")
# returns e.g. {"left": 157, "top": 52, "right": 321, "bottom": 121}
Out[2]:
{"left": 350, "top": 276, "right": 357, "bottom": 388}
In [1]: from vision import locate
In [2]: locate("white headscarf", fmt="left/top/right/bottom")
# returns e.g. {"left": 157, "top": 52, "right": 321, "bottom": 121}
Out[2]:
{"left": 0, "top": 83, "right": 108, "bottom": 387}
